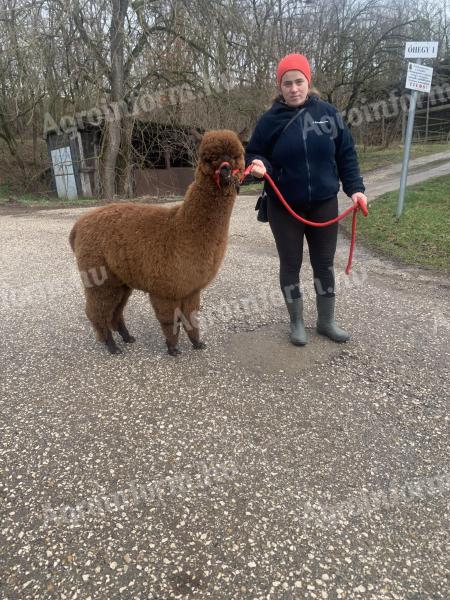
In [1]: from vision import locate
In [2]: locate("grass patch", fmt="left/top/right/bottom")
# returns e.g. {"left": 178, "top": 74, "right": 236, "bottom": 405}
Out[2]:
{"left": 357, "top": 142, "right": 449, "bottom": 173}
{"left": 0, "top": 183, "right": 97, "bottom": 207}
{"left": 241, "top": 181, "right": 264, "bottom": 194}
{"left": 344, "top": 174, "right": 450, "bottom": 273}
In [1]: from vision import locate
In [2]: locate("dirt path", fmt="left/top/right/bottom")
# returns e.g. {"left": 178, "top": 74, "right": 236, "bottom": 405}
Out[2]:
{"left": 338, "top": 149, "right": 450, "bottom": 209}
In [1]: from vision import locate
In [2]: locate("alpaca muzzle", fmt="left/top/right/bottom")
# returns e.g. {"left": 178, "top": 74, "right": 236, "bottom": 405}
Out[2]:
{"left": 214, "top": 161, "right": 240, "bottom": 188}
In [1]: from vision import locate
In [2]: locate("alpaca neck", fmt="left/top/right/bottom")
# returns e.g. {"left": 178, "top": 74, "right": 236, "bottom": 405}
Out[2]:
{"left": 178, "top": 171, "right": 237, "bottom": 239}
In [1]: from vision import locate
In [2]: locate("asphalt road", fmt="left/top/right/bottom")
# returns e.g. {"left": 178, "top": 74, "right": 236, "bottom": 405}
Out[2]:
{"left": 1, "top": 157, "right": 449, "bottom": 599}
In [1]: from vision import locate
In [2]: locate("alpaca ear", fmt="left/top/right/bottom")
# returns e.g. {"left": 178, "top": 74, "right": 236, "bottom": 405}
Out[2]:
{"left": 189, "top": 129, "right": 203, "bottom": 146}
{"left": 237, "top": 127, "right": 249, "bottom": 142}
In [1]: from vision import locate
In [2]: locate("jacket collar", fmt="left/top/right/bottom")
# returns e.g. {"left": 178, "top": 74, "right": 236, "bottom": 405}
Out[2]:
{"left": 272, "top": 94, "right": 317, "bottom": 113}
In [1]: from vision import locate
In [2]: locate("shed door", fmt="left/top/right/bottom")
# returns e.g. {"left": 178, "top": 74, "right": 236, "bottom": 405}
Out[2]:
{"left": 51, "top": 146, "right": 78, "bottom": 200}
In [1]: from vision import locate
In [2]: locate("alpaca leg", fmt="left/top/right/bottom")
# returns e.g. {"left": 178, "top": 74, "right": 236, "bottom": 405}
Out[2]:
{"left": 117, "top": 320, "right": 135, "bottom": 344}
{"left": 111, "top": 286, "right": 135, "bottom": 343}
{"left": 149, "top": 295, "right": 182, "bottom": 356}
{"left": 84, "top": 286, "right": 122, "bottom": 354}
{"left": 104, "top": 330, "right": 122, "bottom": 355}
{"left": 181, "top": 292, "right": 206, "bottom": 350}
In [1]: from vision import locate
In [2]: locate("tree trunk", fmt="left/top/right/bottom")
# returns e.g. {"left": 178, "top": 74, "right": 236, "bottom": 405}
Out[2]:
{"left": 102, "top": 120, "right": 122, "bottom": 199}
{"left": 117, "top": 118, "right": 135, "bottom": 198}
{"left": 102, "top": 0, "right": 128, "bottom": 199}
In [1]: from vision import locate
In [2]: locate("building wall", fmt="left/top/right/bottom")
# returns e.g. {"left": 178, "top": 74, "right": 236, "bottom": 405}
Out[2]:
{"left": 134, "top": 167, "right": 195, "bottom": 198}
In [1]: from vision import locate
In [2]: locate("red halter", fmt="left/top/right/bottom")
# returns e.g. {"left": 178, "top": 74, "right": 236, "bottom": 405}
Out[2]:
{"left": 214, "top": 161, "right": 241, "bottom": 188}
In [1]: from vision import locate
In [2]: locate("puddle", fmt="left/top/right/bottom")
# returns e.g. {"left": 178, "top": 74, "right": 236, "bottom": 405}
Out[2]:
{"left": 223, "top": 323, "right": 345, "bottom": 375}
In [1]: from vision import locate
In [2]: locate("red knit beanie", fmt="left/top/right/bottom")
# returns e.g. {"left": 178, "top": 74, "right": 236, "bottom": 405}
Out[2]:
{"left": 276, "top": 53, "right": 311, "bottom": 85}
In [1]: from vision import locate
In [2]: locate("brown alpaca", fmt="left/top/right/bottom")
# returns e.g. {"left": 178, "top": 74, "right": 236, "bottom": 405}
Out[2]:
{"left": 69, "top": 130, "right": 245, "bottom": 355}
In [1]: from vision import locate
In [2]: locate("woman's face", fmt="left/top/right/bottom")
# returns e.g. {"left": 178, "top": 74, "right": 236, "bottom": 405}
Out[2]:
{"left": 280, "top": 70, "right": 309, "bottom": 107}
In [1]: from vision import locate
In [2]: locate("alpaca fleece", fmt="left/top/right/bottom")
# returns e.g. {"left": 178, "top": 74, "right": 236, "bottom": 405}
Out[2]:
{"left": 69, "top": 129, "right": 245, "bottom": 355}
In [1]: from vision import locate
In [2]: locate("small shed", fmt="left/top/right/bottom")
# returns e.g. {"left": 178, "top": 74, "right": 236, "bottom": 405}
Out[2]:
{"left": 44, "top": 124, "right": 101, "bottom": 199}
{"left": 44, "top": 117, "right": 200, "bottom": 200}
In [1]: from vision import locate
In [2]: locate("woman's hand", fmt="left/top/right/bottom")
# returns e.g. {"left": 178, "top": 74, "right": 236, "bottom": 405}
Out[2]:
{"left": 351, "top": 192, "right": 368, "bottom": 214}
{"left": 251, "top": 159, "right": 267, "bottom": 179}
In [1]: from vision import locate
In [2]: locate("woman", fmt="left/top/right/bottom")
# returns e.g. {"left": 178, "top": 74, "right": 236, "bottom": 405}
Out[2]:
{"left": 246, "top": 53, "right": 367, "bottom": 346}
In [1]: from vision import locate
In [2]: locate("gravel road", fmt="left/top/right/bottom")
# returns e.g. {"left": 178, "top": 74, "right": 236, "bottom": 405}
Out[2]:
{"left": 1, "top": 156, "right": 449, "bottom": 599}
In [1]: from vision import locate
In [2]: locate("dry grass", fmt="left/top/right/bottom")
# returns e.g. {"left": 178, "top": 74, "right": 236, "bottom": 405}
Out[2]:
{"left": 0, "top": 138, "right": 53, "bottom": 195}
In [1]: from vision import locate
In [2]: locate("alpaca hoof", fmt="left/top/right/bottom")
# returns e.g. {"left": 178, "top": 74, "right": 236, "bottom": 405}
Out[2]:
{"left": 106, "top": 344, "right": 123, "bottom": 355}
{"left": 192, "top": 340, "right": 207, "bottom": 350}
{"left": 168, "top": 347, "right": 181, "bottom": 356}
{"left": 117, "top": 323, "right": 135, "bottom": 343}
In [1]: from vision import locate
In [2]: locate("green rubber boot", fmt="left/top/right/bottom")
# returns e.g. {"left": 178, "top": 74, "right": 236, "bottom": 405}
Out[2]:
{"left": 285, "top": 297, "right": 308, "bottom": 346}
{"left": 316, "top": 295, "right": 350, "bottom": 343}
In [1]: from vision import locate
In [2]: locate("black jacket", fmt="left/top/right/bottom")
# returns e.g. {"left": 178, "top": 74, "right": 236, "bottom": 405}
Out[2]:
{"left": 245, "top": 95, "right": 365, "bottom": 210}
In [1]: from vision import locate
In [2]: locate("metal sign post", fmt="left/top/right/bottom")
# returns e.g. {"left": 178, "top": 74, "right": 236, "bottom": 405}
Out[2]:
{"left": 397, "top": 59, "right": 423, "bottom": 218}
{"left": 396, "top": 42, "right": 438, "bottom": 218}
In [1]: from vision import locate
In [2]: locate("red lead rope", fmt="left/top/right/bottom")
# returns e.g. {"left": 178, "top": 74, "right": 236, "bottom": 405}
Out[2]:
{"left": 240, "top": 164, "right": 368, "bottom": 274}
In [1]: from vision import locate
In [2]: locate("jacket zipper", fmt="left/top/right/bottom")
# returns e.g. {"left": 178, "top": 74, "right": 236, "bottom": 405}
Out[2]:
{"left": 301, "top": 124, "right": 312, "bottom": 204}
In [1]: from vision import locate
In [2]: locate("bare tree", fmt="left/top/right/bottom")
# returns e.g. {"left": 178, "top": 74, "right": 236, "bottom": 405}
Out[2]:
{"left": 0, "top": 0, "right": 448, "bottom": 197}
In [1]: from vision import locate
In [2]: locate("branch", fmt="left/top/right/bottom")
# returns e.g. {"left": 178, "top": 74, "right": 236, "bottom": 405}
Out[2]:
{"left": 124, "top": 28, "right": 150, "bottom": 78}
{"left": 72, "top": 2, "right": 109, "bottom": 73}
{"left": 133, "top": 1, "right": 217, "bottom": 66}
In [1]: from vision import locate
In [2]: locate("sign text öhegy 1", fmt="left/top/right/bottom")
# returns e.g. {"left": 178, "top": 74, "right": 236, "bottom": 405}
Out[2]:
{"left": 404, "top": 41, "right": 438, "bottom": 59}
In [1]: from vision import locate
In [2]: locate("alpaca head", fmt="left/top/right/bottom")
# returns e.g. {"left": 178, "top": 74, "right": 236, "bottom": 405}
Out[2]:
{"left": 197, "top": 130, "right": 245, "bottom": 188}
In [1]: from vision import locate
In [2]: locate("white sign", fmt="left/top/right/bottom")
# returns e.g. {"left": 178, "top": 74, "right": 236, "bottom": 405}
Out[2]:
{"left": 405, "top": 62, "right": 433, "bottom": 93}
{"left": 405, "top": 41, "right": 438, "bottom": 58}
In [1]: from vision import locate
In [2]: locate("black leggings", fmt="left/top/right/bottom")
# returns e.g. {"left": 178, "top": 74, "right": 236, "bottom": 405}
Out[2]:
{"left": 268, "top": 195, "right": 338, "bottom": 299}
